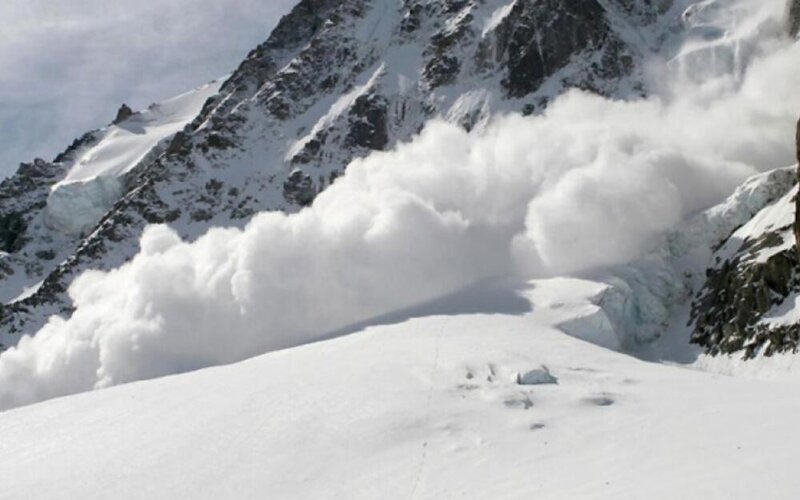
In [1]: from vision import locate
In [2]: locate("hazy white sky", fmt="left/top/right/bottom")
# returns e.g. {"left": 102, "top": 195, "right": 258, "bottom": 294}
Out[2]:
{"left": 0, "top": 0, "right": 298, "bottom": 178}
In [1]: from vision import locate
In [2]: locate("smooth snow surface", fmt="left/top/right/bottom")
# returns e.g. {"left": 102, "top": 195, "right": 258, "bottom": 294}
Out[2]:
{"left": 2, "top": 284, "right": 800, "bottom": 499}
{"left": 58, "top": 81, "right": 221, "bottom": 185}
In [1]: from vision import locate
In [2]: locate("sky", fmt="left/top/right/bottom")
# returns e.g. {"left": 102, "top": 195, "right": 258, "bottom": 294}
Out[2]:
{"left": 0, "top": 0, "right": 298, "bottom": 178}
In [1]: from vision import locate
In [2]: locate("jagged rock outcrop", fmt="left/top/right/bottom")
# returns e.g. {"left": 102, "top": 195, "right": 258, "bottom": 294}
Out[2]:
{"left": 495, "top": 0, "right": 630, "bottom": 98}
{"left": 691, "top": 226, "right": 800, "bottom": 358}
{"left": 0, "top": 0, "right": 683, "bottom": 344}
{"left": 113, "top": 104, "right": 134, "bottom": 125}
{"left": 691, "top": 120, "right": 800, "bottom": 359}
{"left": 0, "top": 159, "right": 66, "bottom": 254}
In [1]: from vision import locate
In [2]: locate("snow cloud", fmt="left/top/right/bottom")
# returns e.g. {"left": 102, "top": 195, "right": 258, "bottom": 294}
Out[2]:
{"left": 0, "top": 0, "right": 298, "bottom": 177}
{"left": 0, "top": 0, "right": 798, "bottom": 410}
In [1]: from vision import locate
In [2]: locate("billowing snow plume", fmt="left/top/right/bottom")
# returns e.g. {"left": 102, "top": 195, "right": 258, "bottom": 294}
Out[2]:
{"left": 0, "top": 0, "right": 798, "bottom": 410}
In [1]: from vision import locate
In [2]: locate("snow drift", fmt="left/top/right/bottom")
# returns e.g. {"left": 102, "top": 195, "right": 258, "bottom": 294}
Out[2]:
{"left": 0, "top": 0, "right": 798, "bottom": 410}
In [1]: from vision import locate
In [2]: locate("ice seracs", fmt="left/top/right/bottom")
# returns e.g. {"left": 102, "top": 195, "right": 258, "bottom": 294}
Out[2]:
{"left": 44, "top": 81, "right": 223, "bottom": 235}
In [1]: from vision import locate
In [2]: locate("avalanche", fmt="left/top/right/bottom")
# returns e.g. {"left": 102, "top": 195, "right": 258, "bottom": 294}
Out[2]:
{"left": 1, "top": 0, "right": 800, "bottom": 497}
{"left": 0, "top": 0, "right": 798, "bottom": 411}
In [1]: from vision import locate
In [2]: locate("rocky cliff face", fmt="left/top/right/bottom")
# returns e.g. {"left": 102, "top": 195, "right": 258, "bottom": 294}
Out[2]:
{"left": 685, "top": 5, "right": 800, "bottom": 360}
{"left": 0, "top": 0, "right": 682, "bottom": 345}
{"left": 689, "top": 118, "right": 800, "bottom": 359}
{"left": 789, "top": 0, "right": 800, "bottom": 37}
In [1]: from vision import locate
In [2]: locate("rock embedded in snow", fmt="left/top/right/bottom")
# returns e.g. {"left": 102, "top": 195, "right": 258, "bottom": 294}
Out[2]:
{"left": 516, "top": 366, "right": 558, "bottom": 385}
{"left": 112, "top": 104, "right": 134, "bottom": 125}
{"left": 6, "top": 311, "right": 800, "bottom": 499}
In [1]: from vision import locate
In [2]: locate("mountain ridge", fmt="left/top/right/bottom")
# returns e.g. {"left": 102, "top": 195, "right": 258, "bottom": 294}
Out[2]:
{"left": 0, "top": 0, "right": 681, "bottom": 345}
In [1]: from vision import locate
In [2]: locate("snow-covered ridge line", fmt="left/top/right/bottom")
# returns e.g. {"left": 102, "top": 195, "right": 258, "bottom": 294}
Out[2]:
{"left": 45, "top": 80, "right": 224, "bottom": 235}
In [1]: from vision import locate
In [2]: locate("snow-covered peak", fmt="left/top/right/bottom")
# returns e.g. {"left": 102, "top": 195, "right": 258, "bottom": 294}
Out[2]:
{"left": 58, "top": 80, "right": 223, "bottom": 187}
{"left": 43, "top": 80, "right": 223, "bottom": 236}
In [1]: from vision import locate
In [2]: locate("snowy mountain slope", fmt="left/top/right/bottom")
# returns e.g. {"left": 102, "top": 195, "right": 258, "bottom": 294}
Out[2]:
{"left": 0, "top": 81, "right": 221, "bottom": 334}
{"left": 3, "top": 285, "right": 800, "bottom": 499}
{"left": 0, "top": 0, "right": 688, "bottom": 341}
{"left": 47, "top": 81, "right": 223, "bottom": 235}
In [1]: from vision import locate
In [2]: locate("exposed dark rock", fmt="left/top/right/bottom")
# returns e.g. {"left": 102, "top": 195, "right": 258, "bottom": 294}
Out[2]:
{"left": 399, "top": 2, "right": 424, "bottom": 34}
{"left": 283, "top": 170, "right": 317, "bottom": 206}
{"left": 35, "top": 250, "right": 57, "bottom": 261}
{"left": 345, "top": 94, "right": 389, "bottom": 151}
{"left": 165, "top": 131, "right": 191, "bottom": 158}
{"left": 424, "top": 55, "right": 461, "bottom": 89}
{"left": 190, "top": 209, "right": 214, "bottom": 222}
{"left": 290, "top": 135, "right": 327, "bottom": 166}
{"left": 691, "top": 121, "right": 800, "bottom": 359}
{"left": 191, "top": 0, "right": 344, "bottom": 130}
{"left": 53, "top": 131, "right": 99, "bottom": 164}
{"left": 0, "top": 214, "right": 27, "bottom": 253}
{"left": 199, "top": 133, "right": 236, "bottom": 153}
{"left": 496, "top": 0, "right": 617, "bottom": 98}
{"left": 0, "top": 159, "right": 66, "bottom": 256}
{"left": 422, "top": 4, "right": 473, "bottom": 89}
{"left": 113, "top": 104, "right": 134, "bottom": 125}
{"left": 691, "top": 241, "right": 800, "bottom": 358}
{"left": 789, "top": 0, "right": 800, "bottom": 37}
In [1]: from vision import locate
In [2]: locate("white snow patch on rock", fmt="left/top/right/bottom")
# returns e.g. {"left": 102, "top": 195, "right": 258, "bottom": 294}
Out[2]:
{"left": 482, "top": 0, "right": 517, "bottom": 37}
